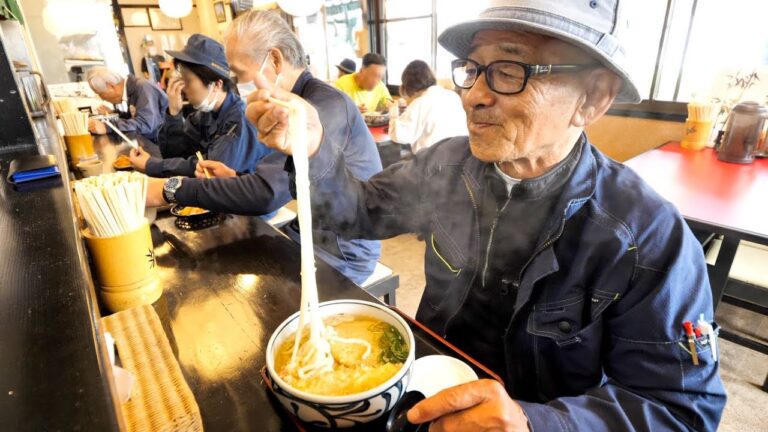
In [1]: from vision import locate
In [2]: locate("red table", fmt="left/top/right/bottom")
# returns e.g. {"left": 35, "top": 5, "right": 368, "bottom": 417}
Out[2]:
{"left": 625, "top": 142, "right": 768, "bottom": 365}
{"left": 368, "top": 124, "right": 390, "bottom": 144}
{"left": 624, "top": 142, "right": 768, "bottom": 240}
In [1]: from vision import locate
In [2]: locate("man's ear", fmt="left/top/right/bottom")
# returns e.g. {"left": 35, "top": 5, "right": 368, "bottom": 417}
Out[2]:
{"left": 571, "top": 68, "right": 622, "bottom": 128}
{"left": 271, "top": 48, "right": 285, "bottom": 75}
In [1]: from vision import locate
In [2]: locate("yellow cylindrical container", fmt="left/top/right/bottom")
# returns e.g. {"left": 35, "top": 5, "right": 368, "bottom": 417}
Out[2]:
{"left": 64, "top": 134, "right": 95, "bottom": 164}
{"left": 681, "top": 119, "right": 713, "bottom": 151}
{"left": 82, "top": 221, "right": 162, "bottom": 312}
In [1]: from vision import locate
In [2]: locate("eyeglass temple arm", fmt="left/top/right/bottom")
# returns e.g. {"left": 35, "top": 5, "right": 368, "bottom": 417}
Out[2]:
{"left": 530, "top": 64, "right": 597, "bottom": 76}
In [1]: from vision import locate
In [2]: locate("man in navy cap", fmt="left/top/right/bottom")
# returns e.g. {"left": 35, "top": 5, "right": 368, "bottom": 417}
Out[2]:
{"left": 87, "top": 67, "right": 168, "bottom": 142}
{"left": 144, "top": 12, "right": 382, "bottom": 286}
{"left": 336, "top": 58, "right": 356, "bottom": 78}
{"left": 246, "top": 0, "right": 727, "bottom": 431}
{"left": 128, "top": 34, "right": 273, "bottom": 178}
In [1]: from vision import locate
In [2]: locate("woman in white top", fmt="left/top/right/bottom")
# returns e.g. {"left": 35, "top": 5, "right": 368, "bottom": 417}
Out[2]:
{"left": 388, "top": 60, "right": 468, "bottom": 153}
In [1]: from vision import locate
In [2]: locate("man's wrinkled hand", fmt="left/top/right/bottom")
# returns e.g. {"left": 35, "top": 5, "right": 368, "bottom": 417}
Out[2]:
{"left": 244, "top": 72, "right": 323, "bottom": 157}
{"left": 88, "top": 118, "right": 107, "bottom": 135}
{"left": 407, "top": 380, "right": 530, "bottom": 432}
{"left": 195, "top": 160, "right": 236, "bottom": 179}
{"left": 129, "top": 147, "right": 151, "bottom": 172}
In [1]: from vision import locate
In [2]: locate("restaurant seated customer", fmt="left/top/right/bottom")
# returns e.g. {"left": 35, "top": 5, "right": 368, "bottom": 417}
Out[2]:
{"left": 144, "top": 10, "right": 383, "bottom": 286}
{"left": 128, "top": 34, "right": 273, "bottom": 178}
{"left": 334, "top": 52, "right": 391, "bottom": 113}
{"left": 336, "top": 57, "right": 356, "bottom": 78}
{"left": 387, "top": 60, "right": 468, "bottom": 154}
{"left": 244, "top": 0, "right": 727, "bottom": 430}
{"left": 86, "top": 67, "right": 168, "bottom": 142}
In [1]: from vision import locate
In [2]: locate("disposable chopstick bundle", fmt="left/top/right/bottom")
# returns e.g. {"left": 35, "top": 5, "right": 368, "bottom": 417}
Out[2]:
{"left": 53, "top": 98, "right": 78, "bottom": 116}
{"left": 74, "top": 172, "right": 148, "bottom": 238}
{"left": 688, "top": 102, "right": 714, "bottom": 122}
{"left": 60, "top": 111, "right": 89, "bottom": 136}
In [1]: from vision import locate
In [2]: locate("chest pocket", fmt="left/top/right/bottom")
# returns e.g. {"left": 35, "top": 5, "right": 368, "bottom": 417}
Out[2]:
{"left": 524, "top": 288, "right": 620, "bottom": 398}
{"left": 527, "top": 289, "right": 619, "bottom": 346}
{"left": 422, "top": 223, "right": 469, "bottom": 312}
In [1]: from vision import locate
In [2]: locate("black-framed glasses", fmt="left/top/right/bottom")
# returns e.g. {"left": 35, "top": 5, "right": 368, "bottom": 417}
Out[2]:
{"left": 451, "top": 58, "right": 598, "bottom": 95}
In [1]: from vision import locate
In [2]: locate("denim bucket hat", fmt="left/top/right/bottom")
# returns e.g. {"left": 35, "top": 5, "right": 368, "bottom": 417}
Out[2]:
{"left": 438, "top": 0, "right": 641, "bottom": 103}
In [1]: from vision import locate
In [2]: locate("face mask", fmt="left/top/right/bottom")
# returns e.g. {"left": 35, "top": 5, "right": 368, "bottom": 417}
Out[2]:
{"left": 194, "top": 83, "right": 218, "bottom": 112}
{"left": 237, "top": 81, "right": 257, "bottom": 103}
{"left": 236, "top": 72, "right": 281, "bottom": 104}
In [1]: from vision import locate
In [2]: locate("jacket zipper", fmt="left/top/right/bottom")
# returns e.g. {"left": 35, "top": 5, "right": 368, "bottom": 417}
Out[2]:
{"left": 482, "top": 195, "right": 512, "bottom": 287}
{"left": 514, "top": 205, "right": 570, "bottom": 288}
{"left": 442, "top": 174, "right": 482, "bottom": 337}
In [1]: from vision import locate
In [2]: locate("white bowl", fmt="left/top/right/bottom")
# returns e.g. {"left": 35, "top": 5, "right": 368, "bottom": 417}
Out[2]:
{"left": 76, "top": 159, "right": 103, "bottom": 177}
{"left": 265, "top": 299, "right": 416, "bottom": 428}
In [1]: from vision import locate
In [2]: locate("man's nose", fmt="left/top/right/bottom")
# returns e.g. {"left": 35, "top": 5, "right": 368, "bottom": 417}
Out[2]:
{"left": 463, "top": 72, "right": 495, "bottom": 109}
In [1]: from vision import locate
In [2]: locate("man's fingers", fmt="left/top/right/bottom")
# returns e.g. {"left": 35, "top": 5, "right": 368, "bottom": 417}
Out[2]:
{"left": 427, "top": 404, "right": 494, "bottom": 432}
{"left": 252, "top": 70, "right": 294, "bottom": 102}
{"left": 245, "top": 101, "right": 290, "bottom": 151}
{"left": 252, "top": 71, "right": 274, "bottom": 93}
{"left": 407, "top": 380, "right": 492, "bottom": 424}
{"left": 198, "top": 160, "right": 218, "bottom": 169}
{"left": 247, "top": 88, "right": 271, "bottom": 105}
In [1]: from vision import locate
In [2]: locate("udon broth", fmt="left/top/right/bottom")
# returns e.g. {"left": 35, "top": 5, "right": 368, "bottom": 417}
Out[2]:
{"left": 275, "top": 314, "right": 407, "bottom": 396}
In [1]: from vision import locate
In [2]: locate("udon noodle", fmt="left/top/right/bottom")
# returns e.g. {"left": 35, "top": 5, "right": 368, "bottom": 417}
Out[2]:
{"left": 278, "top": 99, "right": 379, "bottom": 386}
{"left": 275, "top": 315, "right": 407, "bottom": 396}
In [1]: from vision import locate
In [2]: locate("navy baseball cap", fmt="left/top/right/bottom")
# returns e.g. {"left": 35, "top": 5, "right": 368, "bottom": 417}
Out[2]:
{"left": 336, "top": 58, "right": 356, "bottom": 74}
{"left": 166, "top": 34, "right": 231, "bottom": 79}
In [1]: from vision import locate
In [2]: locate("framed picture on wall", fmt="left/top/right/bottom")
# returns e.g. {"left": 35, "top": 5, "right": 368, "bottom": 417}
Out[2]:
{"left": 214, "top": 2, "right": 227, "bottom": 23}
{"left": 148, "top": 8, "right": 183, "bottom": 31}
{"left": 121, "top": 7, "right": 150, "bottom": 27}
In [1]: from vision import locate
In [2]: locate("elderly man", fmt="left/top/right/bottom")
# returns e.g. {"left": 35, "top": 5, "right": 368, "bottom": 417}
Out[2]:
{"left": 247, "top": 1, "right": 726, "bottom": 431}
{"left": 86, "top": 67, "right": 168, "bottom": 142}
{"left": 334, "top": 52, "right": 391, "bottom": 113}
{"left": 145, "top": 10, "right": 382, "bottom": 285}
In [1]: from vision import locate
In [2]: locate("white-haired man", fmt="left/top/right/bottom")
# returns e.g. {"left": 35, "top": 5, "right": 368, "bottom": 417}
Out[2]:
{"left": 246, "top": 0, "right": 727, "bottom": 431}
{"left": 86, "top": 67, "right": 168, "bottom": 142}
{"left": 145, "top": 11, "right": 383, "bottom": 285}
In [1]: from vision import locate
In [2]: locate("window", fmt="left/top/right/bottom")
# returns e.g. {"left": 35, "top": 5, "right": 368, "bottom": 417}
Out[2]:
{"left": 669, "top": 0, "right": 768, "bottom": 102}
{"left": 324, "top": 0, "right": 365, "bottom": 80}
{"left": 619, "top": 0, "right": 768, "bottom": 113}
{"left": 378, "top": 0, "right": 489, "bottom": 86}
{"left": 385, "top": 17, "right": 432, "bottom": 86}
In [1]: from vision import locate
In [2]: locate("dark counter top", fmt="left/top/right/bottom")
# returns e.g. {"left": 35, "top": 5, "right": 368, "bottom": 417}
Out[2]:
{"left": 152, "top": 214, "right": 496, "bottom": 431}
{"left": 0, "top": 129, "right": 493, "bottom": 432}
{"left": 0, "top": 117, "right": 121, "bottom": 431}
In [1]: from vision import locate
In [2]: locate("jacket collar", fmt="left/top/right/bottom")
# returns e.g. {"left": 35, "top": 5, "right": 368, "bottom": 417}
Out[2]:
{"left": 462, "top": 133, "right": 597, "bottom": 227}
{"left": 124, "top": 74, "right": 137, "bottom": 100}
{"left": 198, "top": 91, "right": 240, "bottom": 137}
{"left": 216, "top": 90, "right": 239, "bottom": 118}
{"left": 290, "top": 69, "right": 313, "bottom": 98}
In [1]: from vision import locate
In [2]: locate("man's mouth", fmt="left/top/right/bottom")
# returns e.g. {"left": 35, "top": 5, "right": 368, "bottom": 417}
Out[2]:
{"left": 468, "top": 121, "right": 498, "bottom": 132}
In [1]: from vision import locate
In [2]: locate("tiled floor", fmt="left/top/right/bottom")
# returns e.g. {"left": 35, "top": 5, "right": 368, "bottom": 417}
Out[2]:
{"left": 379, "top": 234, "right": 768, "bottom": 431}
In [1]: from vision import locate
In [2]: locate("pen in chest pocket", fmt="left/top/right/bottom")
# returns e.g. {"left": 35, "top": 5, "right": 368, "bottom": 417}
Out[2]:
{"left": 683, "top": 321, "right": 699, "bottom": 365}
{"left": 697, "top": 314, "right": 718, "bottom": 362}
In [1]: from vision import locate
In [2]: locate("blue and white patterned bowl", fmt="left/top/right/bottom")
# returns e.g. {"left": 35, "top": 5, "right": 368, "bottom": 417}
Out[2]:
{"left": 265, "top": 300, "right": 416, "bottom": 428}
